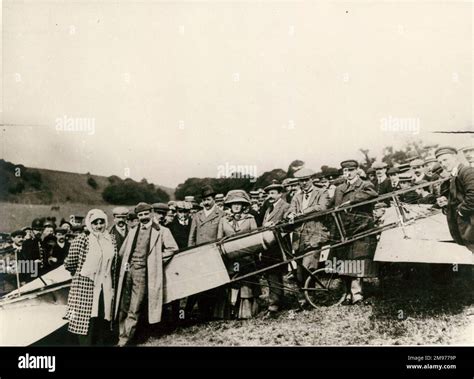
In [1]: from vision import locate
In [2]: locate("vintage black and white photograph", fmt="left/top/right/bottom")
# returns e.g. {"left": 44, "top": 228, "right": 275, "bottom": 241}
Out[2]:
{"left": 0, "top": 0, "right": 473, "bottom": 368}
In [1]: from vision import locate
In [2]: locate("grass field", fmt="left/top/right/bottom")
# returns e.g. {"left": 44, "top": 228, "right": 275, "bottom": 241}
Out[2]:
{"left": 138, "top": 267, "right": 473, "bottom": 346}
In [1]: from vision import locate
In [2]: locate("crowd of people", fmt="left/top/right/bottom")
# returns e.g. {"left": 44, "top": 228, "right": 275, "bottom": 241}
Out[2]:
{"left": 1, "top": 144, "right": 473, "bottom": 345}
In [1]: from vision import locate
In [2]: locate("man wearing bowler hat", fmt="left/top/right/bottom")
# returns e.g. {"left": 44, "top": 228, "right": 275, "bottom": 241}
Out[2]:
{"left": 185, "top": 185, "right": 225, "bottom": 319}
{"left": 115, "top": 202, "right": 178, "bottom": 346}
{"left": 435, "top": 147, "right": 474, "bottom": 253}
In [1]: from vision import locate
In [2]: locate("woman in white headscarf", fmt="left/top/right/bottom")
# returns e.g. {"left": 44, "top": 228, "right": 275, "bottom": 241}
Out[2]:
{"left": 64, "top": 209, "right": 117, "bottom": 345}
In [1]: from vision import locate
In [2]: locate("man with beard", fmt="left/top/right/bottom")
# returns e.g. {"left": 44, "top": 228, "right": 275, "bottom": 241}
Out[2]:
{"left": 287, "top": 168, "right": 330, "bottom": 307}
{"left": 459, "top": 145, "right": 474, "bottom": 168}
{"left": 186, "top": 186, "right": 224, "bottom": 319}
{"left": 372, "top": 161, "right": 391, "bottom": 195}
{"left": 168, "top": 201, "right": 192, "bottom": 250}
{"left": 115, "top": 202, "right": 178, "bottom": 346}
{"left": 109, "top": 207, "right": 129, "bottom": 251}
{"left": 435, "top": 147, "right": 474, "bottom": 253}
{"left": 261, "top": 181, "right": 290, "bottom": 315}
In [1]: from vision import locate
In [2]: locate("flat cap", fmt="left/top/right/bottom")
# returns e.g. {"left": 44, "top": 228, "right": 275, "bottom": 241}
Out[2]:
{"left": 410, "top": 159, "right": 424, "bottom": 167}
{"left": 367, "top": 167, "right": 375, "bottom": 175}
{"left": 294, "top": 167, "right": 315, "bottom": 179}
{"left": 387, "top": 167, "right": 400, "bottom": 175}
{"left": 175, "top": 201, "right": 192, "bottom": 210}
{"left": 340, "top": 160, "right": 359, "bottom": 169}
{"left": 11, "top": 230, "right": 26, "bottom": 238}
{"left": 424, "top": 156, "right": 437, "bottom": 164}
{"left": 55, "top": 228, "right": 68, "bottom": 234}
{"left": 152, "top": 203, "right": 169, "bottom": 213}
{"left": 215, "top": 194, "right": 225, "bottom": 201}
{"left": 264, "top": 180, "right": 284, "bottom": 193}
{"left": 434, "top": 146, "right": 457, "bottom": 158}
{"left": 134, "top": 202, "right": 152, "bottom": 214}
{"left": 459, "top": 145, "right": 474, "bottom": 152}
{"left": 184, "top": 196, "right": 195, "bottom": 202}
{"left": 112, "top": 206, "right": 129, "bottom": 216}
{"left": 372, "top": 161, "right": 387, "bottom": 169}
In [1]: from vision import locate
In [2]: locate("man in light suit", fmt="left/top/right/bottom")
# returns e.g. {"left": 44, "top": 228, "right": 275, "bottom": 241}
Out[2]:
{"left": 261, "top": 181, "right": 290, "bottom": 314}
{"left": 186, "top": 186, "right": 225, "bottom": 319}
{"left": 287, "top": 168, "right": 330, "bottom": 296}
{"left": 115, "top": 202, "right": 178, "bottom": 346}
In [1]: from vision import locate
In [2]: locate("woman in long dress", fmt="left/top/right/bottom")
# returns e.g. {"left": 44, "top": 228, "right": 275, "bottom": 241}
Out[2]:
{"left": 64, "top": 209, "right": 117, "bottom": 345}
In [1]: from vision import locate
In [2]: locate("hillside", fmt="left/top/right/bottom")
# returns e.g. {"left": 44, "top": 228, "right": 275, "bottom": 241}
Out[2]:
{"left": 0, "top": 160, "right": 175, "bottom": 204}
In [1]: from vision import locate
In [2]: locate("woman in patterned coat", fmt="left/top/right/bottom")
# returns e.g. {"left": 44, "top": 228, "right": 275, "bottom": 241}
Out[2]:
{"left": 64, "top": 209, "right": 117, "bottom": 345}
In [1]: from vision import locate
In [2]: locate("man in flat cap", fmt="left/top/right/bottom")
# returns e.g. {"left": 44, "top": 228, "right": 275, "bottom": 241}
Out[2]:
{"left": 459, "top": 145, "right": 474, "bottom": 168}
{"left": 410, "top": 158, "right": 430, "bottom": 184}
{"left": 109, "top": 206, "right": 129, "bottom": 251}
{"left": 168, "top": 201, "right": 192, "bottom": 250}
{"left": 152, "top": 203, "right": 169, "bottom": 226}
{"left": 287, "top": 167, "right": 330, "bottom": 303}
{"left": 435, "top": 147, "right": 474, "bottom": 253}
{"left": 115, "top": 202, "right": 178, "bottom": 346}
{"left": 331, "top": 159, "right": 378, "bottom": 305}
{"left": 372, "top": 161, "right": 392, "bottom": 195}
{"left": 260, "top": 181, "right": 291, "bottom": 314}
{"left": 186, "top": 186, "right": 225, "bottom": 319}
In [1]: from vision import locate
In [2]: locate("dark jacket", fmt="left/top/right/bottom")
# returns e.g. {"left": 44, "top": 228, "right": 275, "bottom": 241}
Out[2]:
{"left": 168, "top": 218, "right": 191, "bottom": 250}
{"left": 332, "top": 177, "right": 378, "bottom": 261}
{"left": 446, "top": 164, "right": 474, "bottom": 245}
{"left": 108, "top": 224, "right": 128, "bottom": 252}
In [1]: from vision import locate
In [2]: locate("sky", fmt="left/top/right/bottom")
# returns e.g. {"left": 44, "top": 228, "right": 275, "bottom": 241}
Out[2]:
{"left": 1, "top": 0, "right": 473, "bottom": 188}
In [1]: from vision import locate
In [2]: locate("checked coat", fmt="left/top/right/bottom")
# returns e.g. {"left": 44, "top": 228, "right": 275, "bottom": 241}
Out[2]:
{"left": 64, "top": 233, "right": 118, "bottom": 335}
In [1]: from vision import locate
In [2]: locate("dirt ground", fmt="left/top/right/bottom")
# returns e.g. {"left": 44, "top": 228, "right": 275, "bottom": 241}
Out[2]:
{"left": 138, "top": 265, "right": 473, "bottom": 346}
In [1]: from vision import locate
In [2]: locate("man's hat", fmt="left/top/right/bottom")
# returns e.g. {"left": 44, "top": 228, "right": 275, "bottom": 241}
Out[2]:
{"left": 249, "top": 190, "right": 260, "bottom": 198}
{"left": 176, "top": 201, "right": 192, "bottom": 211}
{"left": 434, "top": 146, "right": 457, "bottom": 158}
{"left": 459, "top": 145, "right": 474, "bottom": 152}
{"left": 340, "top": 160, "right": 359, "bottom": 169}
{"left": 127, "top": 212, "right": 138, "bottom": 221}
{"left": 294, "top": 167, "right": 315, "bottom": 179}
{"left": 367, "top": 167, "right": 375, "bottom": 175}
{"left": 201, "top": 185, "right": 216, "bottom": 199}
{"left": 387, "top": 167, "right": 400, "bottom": 175}
{"left": 184, "top": 195, "right": 195, "bottom": 203}
{"left": 21, "top": 226, "right": 32, "bottom": 232}
{"left": 264, "top": 180, "right": 284, "bottom": 193}
{"left": 134, "top": 202, "right": 152, "bottom": 214}
{"left": 372, "top": 161, "right": 387, "bottom": 170}
{"left": 55, "top": 227, "right": 68, "bottom": 234}
{"left": 215, "top": 194, "right": 225, "bottom": 202}
{"left": 410, "top": 159, "right": 424, "bottom": 168}
{"left": 11, "top": 230, "right": 25, "bottom": 238}
{"left": 112, "top": 206, "right": 129, "bottom": 216}
{"left": 31, "top": 218, "right": 44, "bottom": 229}
{"left": 152, "top": 203, "right": 169, "bottom": 213}
{"left": 399, "top": 173, "right": 413, "bottom": 183}
{"left": 424, "top": 156, "right": 437, "bottom": 165}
